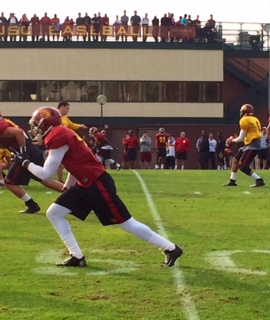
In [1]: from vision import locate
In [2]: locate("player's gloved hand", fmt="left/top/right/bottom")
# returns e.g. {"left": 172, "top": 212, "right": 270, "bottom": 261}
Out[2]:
{"left": 9, "top": 147, "right": 30, "bottom": 168}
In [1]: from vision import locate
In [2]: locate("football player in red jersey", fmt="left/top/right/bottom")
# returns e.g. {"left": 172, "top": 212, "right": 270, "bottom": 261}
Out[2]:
{"left": 155, "top": 127, "right": 170, "bottom": 169}
{"left": 0, "top": 111, "right": 63, "bottom": 213}
{"left": 19, "top": 106, "right": 183, "bottom": 267}
{"left": 89, "top": 127, "right": 121, "bottom": 170}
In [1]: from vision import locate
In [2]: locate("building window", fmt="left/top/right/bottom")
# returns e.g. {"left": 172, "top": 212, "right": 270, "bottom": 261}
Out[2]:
{"left": 0, "top": 81, "right": 20, "bottom": 101}
{"left": 81, "top": 81, "right": 101, "bottom": 101}
{"left": 21, "top": 81, "right": 38, "bottom": 101}
{"left": 123, "top": 81, "right": 142, "bottom": 102}
{"left": 184, "top": 82, "right": 202, "bottom": 102}
{"left": 61, "top": 81, "right": 82, "bottom": 101}
{"left": 143, "top": 82, "right": 162, "bottom": 102}
{"left": 102, "top": 81, "right": 122, "bottom": 102}
{"left": 164, "top": 82, "right": 183, "bottom": 102}
{"left": 203, "top": 82, "right": 222, "bottom": 102}
{"left": 40, "top": 81, "right": 61, "bottom": 101}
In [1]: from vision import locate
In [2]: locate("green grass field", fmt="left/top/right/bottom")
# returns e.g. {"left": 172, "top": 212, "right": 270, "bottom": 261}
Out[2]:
{"left": 1, "top": 169, "right": 270, "bottom": 320}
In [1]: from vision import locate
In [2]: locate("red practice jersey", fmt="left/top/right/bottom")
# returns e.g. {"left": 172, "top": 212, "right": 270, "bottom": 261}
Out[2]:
{"left": 0, "top": 117, "right": 22, "bottom": 150}
{"left": 45, "top": 126, "right": 106, "bottom": 188}
{"left": 155, "top": 133, "right": 170, "bottom": 149}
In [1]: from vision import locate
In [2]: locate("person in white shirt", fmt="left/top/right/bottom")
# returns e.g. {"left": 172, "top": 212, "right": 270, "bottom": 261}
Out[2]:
{"left": 208, "top": 132, "right": 217, "bottom": 169}
{"left": 257, "top": 126, "right": 268, "bottom": 169}
{"left": 142, "top": 13, "right": 149, "bottom": 42}
{"left": 165, "top": 135, "right": 176, "bottom": 169}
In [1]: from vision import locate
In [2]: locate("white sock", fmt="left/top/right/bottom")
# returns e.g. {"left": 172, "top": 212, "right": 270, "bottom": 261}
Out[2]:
{"left": 21, "top": 193, "right": 31, "bottom": 201}
{"left": 174, "top": 165, "right": 178, "bottom": 170}
{"left": 181, "top": 165, "right": 184, "bottom": 170}
{"left": 251, "top": 172, "right": 261, "bottom": 179}
{"left": 161, "top": 164, "right": 164, "bottom": 169}
{"left": 116, "top": 163, "right": 121, "bottom": 168}
{"left": 119, "top": 217, "right": 175, "bottom": 251}
{"left": 46, "top": 203, "right": 84, "bottom": 259}
{"left": 230, "top": 172, "right": 237, "bottom": 180}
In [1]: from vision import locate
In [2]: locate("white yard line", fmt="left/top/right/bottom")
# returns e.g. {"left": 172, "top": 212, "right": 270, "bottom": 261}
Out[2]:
{"left": 133, "top": 171, "right": 200, "bottom": 320}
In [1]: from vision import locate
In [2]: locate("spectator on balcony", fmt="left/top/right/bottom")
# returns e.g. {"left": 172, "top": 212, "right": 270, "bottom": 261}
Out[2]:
{"left": 113, "top": 15, "right": 122, "bottom": 41}
{"left": 76, "top": 12, "right": 85, "bottom": 41}
{"left": 83, "top": 12, "right": 91, "bottom": 41}
{"left": 8, "top": 13, "right": 19, "bottom": 41}
{"left": 101, "top": 13, "right": 109, "bottom": 41}
{"left": 152, "top": 15, "right": 159, "bottom": 42}
{"left": 0, "top": 12, "right": 8, "bottom": 42}
{"left": 168, "top": 13, "right": 175, "bottom": 42}
{"left": 175, "top": 16, "right": 183, "bottom": 42}
{"left": 120, "top": 10, "right": 129, "bottom": 42}
{"left": 142, "top": 13, "right": 149, "bottom": 42}
{"left": 40, "top": 12, "right": 51, "bottom": 41}
{"left": 91, "top": 13, "right": 101, "bottom": 41}
{"left": 30, "top": 13, "right": 40, "bottom": 41}
{"left": 207, "top": 14, "right": 216, "bottom": 29}
{"left": 62, "top": 16, "right": 74, "bottom": 41}
{"left": 181, "top": 14, "right": 188, "bottom": 26}
{"left": 160, "top": 13, "right": 167, "bottom": 42}
{"left": 19, "top": 13, "right": 30, "bottom": 41}
{"left": 192, "top": 15, "right": 201, "bottom": 29}
{"left": 51, "top": 14, "right": 61, "bottom": 41}
{"left": 130, "top": 10, "right": 141, "bottom": 42}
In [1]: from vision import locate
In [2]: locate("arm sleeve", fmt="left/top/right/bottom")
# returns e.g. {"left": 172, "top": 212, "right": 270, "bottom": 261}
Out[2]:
{"left": 232, "top": 130, "right": 247, "bottom": 143}
{"left": 66, "top": 117, "right": 81, "bottom": 131}
{"left": 27, "top": 145, "right": 69, "bottom": 181}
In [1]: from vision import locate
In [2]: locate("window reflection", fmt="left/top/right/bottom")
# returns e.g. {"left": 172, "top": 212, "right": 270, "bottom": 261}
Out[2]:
{"left": 0, "top": 80, "right": 222, "bottom": 103}
{"left": 81, "top": 81, "right": 100, "bottom": 101}
{"left": 102, "top": 81, "right": 121, "bottom": 102}
{"left": 123, "top": 82, "right": 142, "bottom": 102}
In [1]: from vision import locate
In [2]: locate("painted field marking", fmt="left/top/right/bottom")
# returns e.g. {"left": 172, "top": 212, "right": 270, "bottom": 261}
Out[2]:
{"left": 194, "top": 191, "right": 201, "bottom": 195}
{"left": 205, "top": 250, "right": 269, "bottom": 275}
{"left": 134, "top": 170, "right": 200, "bottom": 320}
{"left": 35, "top": 249, "right": 139, "bottom": 276}
{"left": 45, "top": 191, "right": 53, "bottom": 194}
{"left": 243, "top": 191, "right": 251, "bottom": 195}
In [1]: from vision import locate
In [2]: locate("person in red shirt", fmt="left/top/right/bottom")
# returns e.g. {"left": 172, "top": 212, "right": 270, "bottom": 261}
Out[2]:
{"left": 30, "top": 13, "right": 40, "bottom": 41}
{"left": 174, "top": 132, "right": 190, "bottom": 169}
{"left": 51, "top": 14, "right": 60, "bottom": 41}
{"left": 89, "top": 127, "right": 121, "bottom": 170}
{"left": 155, "top": 127, "right": 170, "bottom": 169}
{"left": 17, "top": 106, "right": 183, "bottom": 267}
{"left": 0, "top": 111, "right": 62, "bottom": 213}
{"left": 40, "top": 12, "right": 51, "bottom": 41}
{"left": 125, "top": 130, "right": 139, "bottom": 169}
{"left": 101, "top": 13, "right": 109, "bottom": 41}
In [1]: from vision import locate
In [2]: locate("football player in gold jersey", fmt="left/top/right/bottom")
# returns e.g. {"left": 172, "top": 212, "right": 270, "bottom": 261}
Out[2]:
{"left": 223, "top": 104, "right": 265, "bottom": 187}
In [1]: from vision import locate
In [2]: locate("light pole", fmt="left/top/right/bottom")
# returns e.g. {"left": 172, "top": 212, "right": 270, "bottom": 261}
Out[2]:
{"left": 96, "top": 94, "right": 107, "bottom": 128}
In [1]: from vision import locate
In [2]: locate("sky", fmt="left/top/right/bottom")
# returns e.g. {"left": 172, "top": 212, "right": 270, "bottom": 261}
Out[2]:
{"left": 1, "top": 0, "right": 270, "bottom": 24}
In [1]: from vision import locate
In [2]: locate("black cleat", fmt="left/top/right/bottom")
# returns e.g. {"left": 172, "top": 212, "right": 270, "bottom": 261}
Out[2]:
{"left": 19, "top": 203, "right": 40, "bottom": 214}
{"left": 56, "top": 255, "right": 87, "bottom": 267}
{"left": 250, "top": 178, "right": 265, "bottom": 188}
{"left": 222, "top": 179, "right": 237, "bottom": 186}
{"left": 163, "top": 245, "right": 183, "bottom": 267}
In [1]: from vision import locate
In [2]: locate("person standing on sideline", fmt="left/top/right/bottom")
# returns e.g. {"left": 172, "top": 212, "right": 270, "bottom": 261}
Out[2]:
{"left": 124, "top": 130, "right": 139, "bottom": 169}
{"left": 223, "top": 104, "right": 265, "bottom": 187}
{"left": 57, "top": 101, "right": 87, "bottom": 183}
{"left": 17, "top": 106, "right": 183, "bottom": 267}
{"left": 165, "top": 135, "right": 176, "bottom": 169}
{"left": 216, "top": 131, "right": 226, "bottom": 170}
{"left": 139, "top": 130, "right": 152, "bottom": 169}
{"left": 174, "top": 131, "right": 190, "bottom": 169}
{"left": 256, "top": 126, "right": 268, "bottom": 169}
{"left": 208, "top": 132, "right": 217, "bottom": 169}
{"left": 155, "top": 127, "right": 170, "bottom": 169}
{"left": 196, "top": 130, "right": 209, "bottom": 169}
